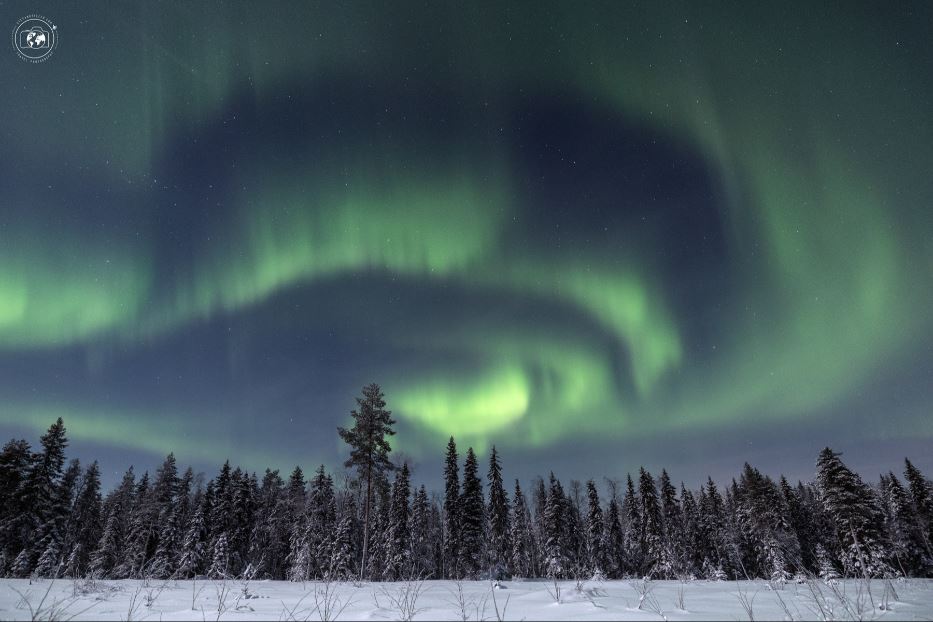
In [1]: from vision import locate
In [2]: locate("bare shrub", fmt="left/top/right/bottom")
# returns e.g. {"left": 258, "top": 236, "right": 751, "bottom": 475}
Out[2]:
{"left": 312, "top": 574, "right": 355, "bottom": 622}
{"left": 445, "top": 580, "right": 487, "bottom": 621}
{"left": 10, "top": 580, "right": 100, "bottom": 622}
{"left": 379, "top": 573, "right": 427, "bottom": 622}
{"left": 544, "top": 577, "right": 562, "bottom": 603}
{"left": 673, "top": 577, "right": 688, "bottom": 611}
{"left": 734, "top": 582, "right": 759, "bottom": 622}
{"left": 489, "top": 580, "right": 510, "bottom": 622}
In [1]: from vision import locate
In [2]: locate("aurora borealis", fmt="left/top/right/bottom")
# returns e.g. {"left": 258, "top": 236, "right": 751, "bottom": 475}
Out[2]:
{"left": 2, "top": 2, "right": 932, "bottom": 485}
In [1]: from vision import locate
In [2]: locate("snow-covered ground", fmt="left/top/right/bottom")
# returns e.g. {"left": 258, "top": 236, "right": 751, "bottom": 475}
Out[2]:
{"left": 1, "top": 577, "right": 931, "bottom": 621}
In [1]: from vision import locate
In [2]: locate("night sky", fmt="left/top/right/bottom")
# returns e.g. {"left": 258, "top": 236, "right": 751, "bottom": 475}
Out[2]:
{"left": 2, "top": 2, "right": 932, "bottom": 489}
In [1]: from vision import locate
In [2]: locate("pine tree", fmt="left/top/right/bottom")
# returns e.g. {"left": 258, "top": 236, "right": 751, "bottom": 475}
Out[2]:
{"left": 459, "top": 448, "right": 484, "bottom": 578}
{"left": 510, "top": 480, "right": 533, "bottom": 578}
{"left": 338, "top": 383, "right": 396, "bottom": 580}
{"left": 585, "top": 480, "right": 606, "bottom": 578}
{"left": 443, "top": 437, "right": 461, "bottom": 579}
{"left": 543, "top": 473, "right": 566, "bottom": 578}
{"left": 816, "top": 448, "right": 890, "bottom": 577}
{"left": 486, "top": 446, "right": 511, "bottom": 579}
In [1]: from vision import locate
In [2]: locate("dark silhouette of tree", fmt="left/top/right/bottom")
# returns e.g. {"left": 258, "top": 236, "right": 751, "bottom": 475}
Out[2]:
{"left": 337, "top": 383, "right": 396, "bottom": 580}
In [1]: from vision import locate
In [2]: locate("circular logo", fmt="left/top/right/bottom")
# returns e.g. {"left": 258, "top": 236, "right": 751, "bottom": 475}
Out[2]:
{"left": 12, "top": 15, "right": 58, "bottom": 63}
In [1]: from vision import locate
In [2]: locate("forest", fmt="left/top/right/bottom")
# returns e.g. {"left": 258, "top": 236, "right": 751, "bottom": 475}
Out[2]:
{"left": 1, "top": 384, "right": 931, "bottom": 585}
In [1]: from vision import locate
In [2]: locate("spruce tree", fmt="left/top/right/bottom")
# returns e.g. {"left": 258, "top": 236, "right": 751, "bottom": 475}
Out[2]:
{"left": 409, "top": 485, "right": 434, "bottom": 578}
{"left": 34, "top": 459, "right": 81, "bottom": 578}
{"left": 64, "top": 461, "right": 102, "bottom": 577}
{"left": 816, "top": 448, "right": 890, "bottom": 577}
{"left": 622, "top": 474, "right": 642, "bottom": 575}
{"left": 118, "top": 471, "right": 153, "bottom": 578}
{"left": 177, "top": 486, "right": 210, "bottom": 578}
{"left": 247, "top": 469, "right": 286, "bottom": 579}
{"left": 699, "top": 478, "right": 729, "bottom": 579}
{"left": 337, "top": 383, "right": 396, "bottom": 580}
{"left": 210, "top": 461, "right": 233, "bottom": 557}
{"left": 602, "top": 497, "right": 625, "bottom": 578}
{"left": 384, "top": 462, "right": 411, "bottom": 579}
{"left": 303, "top": 465, "right": 335, "bottom": 579}
{"left": 90, "top": 467, "right": 135, "bottom": 577}
{"left": 328, "top": 515, "right": 355, "bottom": 579}
{"left": 19, "top": 418, "right": 68, "bottom": 573}
{"left": 816, "top": 543, "right": 840, "bottom": 583}
{"left": 365, "top": 475, "right": 392, "bottom": 580}
{"left": 904, "top": 459, "right": 933, "bottom": 555}
{"left": 284, "top": 466, "right": 306, "bottom": 580}
{"left": 443, "top": 437, "right": 461, "bottom": 578}
{"left": 459, "top": 448, "right": 484, "bottom": 578}
{"left": 883, "top": 472, "right": 928, "bottom": 576}
{"left": 781, "top": 477, "right": 815, "bottom": 574}
{"left": 150, "top": 456, "right": 183, "bottom": 579}
{"left": 486, "top": 446, "right": 511, "bottom": 579}
{"left": 585, "top": 480, "right": 606, "bottom": 578}
{"left": 638, "top": 468, "right": 666, "bottom": 578}
{"left": 563, "top": 482, "right": 584, "bottom": 576}
{"left": 510, "top": 480, "right": 533, "bottom": 578}
{"left": 679, "top": 485, "right": 700, "bottom": 577}
{"left": 0, "top": 439, "right": 32, "bottom": 569}
{"left": 658, "top": 470, "right": 681, "bottom": 575}
{"left": 543, "top": 473, "right": 566, "bottom": 578}
{"left": 531, "top": 476, "right": 547, "bottom": 577}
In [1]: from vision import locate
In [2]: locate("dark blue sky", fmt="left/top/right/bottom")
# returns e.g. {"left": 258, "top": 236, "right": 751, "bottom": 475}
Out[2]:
{"left": 1, "top": 2, "right": 932, "bottom": 490}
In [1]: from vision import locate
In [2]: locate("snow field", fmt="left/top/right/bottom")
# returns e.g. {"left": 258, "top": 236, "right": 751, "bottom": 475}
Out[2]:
{"left": 1, "top": 577, "right": 932, "bottom": 621}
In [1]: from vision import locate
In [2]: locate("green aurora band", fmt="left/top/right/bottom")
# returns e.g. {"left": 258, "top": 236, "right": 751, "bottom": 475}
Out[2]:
{"left": 2, "top": 2, "right": 931, "bottom": 465}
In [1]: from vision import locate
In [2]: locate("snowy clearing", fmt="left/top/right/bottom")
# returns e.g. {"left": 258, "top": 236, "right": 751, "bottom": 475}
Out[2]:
{"left": 1, "top": 577, "right": 932, "bottom": 621}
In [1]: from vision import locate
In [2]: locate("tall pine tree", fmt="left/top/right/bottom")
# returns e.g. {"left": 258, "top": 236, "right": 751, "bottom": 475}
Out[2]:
{"left": 337, "top": 383, "right": 396, "bottom": 580}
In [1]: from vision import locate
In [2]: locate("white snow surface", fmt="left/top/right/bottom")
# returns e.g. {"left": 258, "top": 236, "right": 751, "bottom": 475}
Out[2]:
{"left": 1, "top": 577, "right": 932, "bottom": 621}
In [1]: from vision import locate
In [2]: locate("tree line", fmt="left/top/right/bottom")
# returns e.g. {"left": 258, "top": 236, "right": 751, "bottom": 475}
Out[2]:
{"left": 1, "top": 383, "right": 931, "bottom": 583}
